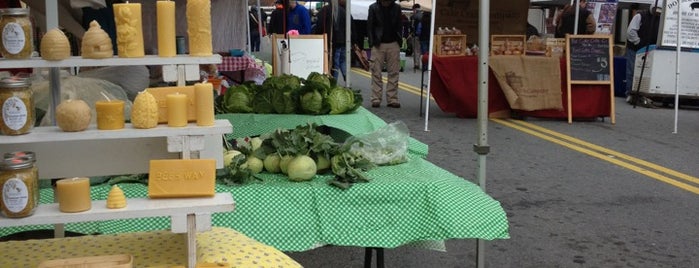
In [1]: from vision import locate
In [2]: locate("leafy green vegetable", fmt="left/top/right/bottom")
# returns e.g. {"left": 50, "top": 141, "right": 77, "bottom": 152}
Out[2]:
{"left": 263, "top": 73, "right": 301, "bottom": 91}
{"left": 252, "top": 86, "right": 276, "bottom": 114}
{"left": 306, "top": 72, "right": 334, "bottom": 88}
{"left": 224, "top": 84, "right": 254, "bottom": 113}
{"left": 298, "top": 80, "right": 330, "bottom": 115}
{"left": 271, "top": 84, "right": 299, "bottom": 114}
{"left": 327, "top": 86, "right": 356, "bottom": 114}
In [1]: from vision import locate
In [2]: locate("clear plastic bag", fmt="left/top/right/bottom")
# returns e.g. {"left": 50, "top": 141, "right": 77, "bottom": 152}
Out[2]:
{"left": 347, "top": 121, "right": 410, "bottom": 166}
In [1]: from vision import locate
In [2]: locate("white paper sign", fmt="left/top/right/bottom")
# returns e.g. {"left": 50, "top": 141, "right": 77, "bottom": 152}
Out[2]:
{"left": 660, "top": 0, "right": 699, "bottom": 48}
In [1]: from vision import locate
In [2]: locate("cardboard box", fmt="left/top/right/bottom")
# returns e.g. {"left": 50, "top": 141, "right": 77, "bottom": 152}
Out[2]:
{"left": 490, "top": 35, "right": 526, "bottom": 56}
{"left": 434, "top": 34, "right": 467, "bottom": 57}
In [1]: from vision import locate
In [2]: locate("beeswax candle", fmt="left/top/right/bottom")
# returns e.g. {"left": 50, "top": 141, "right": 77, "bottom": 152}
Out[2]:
{"left": 167, "top": 93, "right": 188, "bottom": 127}
{"left": 194, "top": 82, "right": 214, "bottom": 126}
{"left": 186, "top": 0, "right": 213, "bottom": 56}
{"left": 95, "top": 100, "right": 125, "bottom": 130}
{"left": 113, "top": 2, "right": 145, "bottom": 58}
{"left": 157, "top": 0, "right": 176, "bottom": 57}
{"left": 56, "top": 177, "right": 92, "bottom": 213}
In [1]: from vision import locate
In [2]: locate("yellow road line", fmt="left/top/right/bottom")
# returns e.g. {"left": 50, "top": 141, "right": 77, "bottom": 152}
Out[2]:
{"left": 492, "top": 118, "right": 699, "bottom": 195}
{"left": 351, "top": 68, "right": 432, "bottom": 99}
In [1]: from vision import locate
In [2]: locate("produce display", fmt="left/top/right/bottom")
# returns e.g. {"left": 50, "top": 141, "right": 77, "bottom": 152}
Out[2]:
{"left": 218, "top": 123, "right": 408, "bottom": 190}
{"left": 215, "top": 72, "right": 363, "bottom": 115}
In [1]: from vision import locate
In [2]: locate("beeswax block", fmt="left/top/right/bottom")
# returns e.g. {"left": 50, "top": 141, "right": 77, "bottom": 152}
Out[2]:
{"left": 148, "top": 159, "right": 216, "bottom": 198}
{"left": 146, "top": 86, "right": 196, "bottom": 123}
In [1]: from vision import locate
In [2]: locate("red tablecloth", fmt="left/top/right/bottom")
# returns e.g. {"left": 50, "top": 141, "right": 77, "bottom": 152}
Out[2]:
{"left": 217, "top": 56, "right": 266, "bottom": 82}
{"left": 430, "top": 56, "right": 611, "bottom": 119}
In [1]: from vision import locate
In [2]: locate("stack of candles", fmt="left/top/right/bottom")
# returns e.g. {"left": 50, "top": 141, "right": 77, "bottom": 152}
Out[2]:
{"left": 112, "top": 0, "right": 212, "bottom": 57}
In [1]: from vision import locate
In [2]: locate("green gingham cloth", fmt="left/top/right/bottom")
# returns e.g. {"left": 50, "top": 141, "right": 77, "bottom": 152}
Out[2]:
{"left": 0, "top": 107, "right": 509, "bottom": 251}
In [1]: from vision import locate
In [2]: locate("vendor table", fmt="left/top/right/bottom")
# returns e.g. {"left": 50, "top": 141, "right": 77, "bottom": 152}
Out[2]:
{"left": 0, "top": 108, "right": 509, "bottom": 252}
{"left": 216, "top": 55, "right": 266, "bottom": 83}
{"left": 430, "top": 56, "right": 612, "bottom": 119}
{"left": 0, "top": 227, "right": 301, "bottom": 267}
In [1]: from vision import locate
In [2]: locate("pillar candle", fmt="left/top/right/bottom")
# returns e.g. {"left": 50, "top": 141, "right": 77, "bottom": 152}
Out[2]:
{"left": 95, "top": 100, "right": 125, "bottom": 130}
{"left": 194, "top": 82, "right": 215, "bottom": 126}
{"left": 167, "top": 93, "right": 188, "bottom": 127}
{"left": 186, "top": 0, "right": 213, "bottom": 56}
{"left": 56, "top": 177, "right": 92, "bottom": 213}
{"left": 157, "top": 0, "right": 176, "bottom": 57}
{"left": 113, "top": 2, "right": 145, "bottom": 58}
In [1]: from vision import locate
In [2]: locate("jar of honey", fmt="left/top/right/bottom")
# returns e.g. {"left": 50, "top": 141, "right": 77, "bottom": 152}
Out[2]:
{"left": 0, "top": 8, "right": 33, "bottom": 59}
{"left": 0, "top": 77, "right": 34, "bottom": 135}
{"left": 0, "top": 155, "right": 39, "bottom": 218}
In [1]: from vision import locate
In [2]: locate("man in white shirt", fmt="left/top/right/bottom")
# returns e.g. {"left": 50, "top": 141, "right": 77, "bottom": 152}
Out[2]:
{"left": 625, "top": 2, "right": 662, "bottom": 101}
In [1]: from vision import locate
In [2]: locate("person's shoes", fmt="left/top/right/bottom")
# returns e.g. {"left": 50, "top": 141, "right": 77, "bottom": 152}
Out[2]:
{"left": 387, "top": 103, "right": 401, "bottom": 108}
{"left": 371, "top": 102, "right": 381, "bottom": 108}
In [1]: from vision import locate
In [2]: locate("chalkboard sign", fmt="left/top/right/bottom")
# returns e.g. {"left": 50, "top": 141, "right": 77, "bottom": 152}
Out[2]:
{"left": 564, "top": 35, "right": 615, "bottom": 124}
{"left": 566, "top": 35, "right": 613, "bottom": 82}
{"left": 272, "top": 34, "right": 328, "bottom": 78}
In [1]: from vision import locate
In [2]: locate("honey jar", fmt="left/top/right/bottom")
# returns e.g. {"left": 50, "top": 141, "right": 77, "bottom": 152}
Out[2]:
{"left": 0, "top": 155, "right": 39, "bottom": 218}
{"left": 0, "top": 76, "right": 34, "bottom": 135}
{"left": 0, "top": 8, "right": 33, "bottom": 59}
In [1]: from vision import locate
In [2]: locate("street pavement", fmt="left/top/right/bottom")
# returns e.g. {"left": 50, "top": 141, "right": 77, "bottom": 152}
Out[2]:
{"left": 251, "top": 40, "right": 699, "bottom": 267}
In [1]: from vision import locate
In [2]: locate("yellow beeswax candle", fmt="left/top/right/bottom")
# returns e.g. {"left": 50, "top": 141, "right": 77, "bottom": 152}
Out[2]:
{"left": 167, "top": 93, "right": 188, "bottom": 127}
{"left": 56, "top": 177, "right": 92, "bottom": 213}
{"left": 186, "top": 0, "right": 213, "bottom": 56}
{"left": 194, "top": 82, "right": 214, "bottom": 126}
{"left": 95, "top": 100, "right": 125, "bottom": 130}
{"left": 113, "top": 2, "right": 145, "bottom": 58}
{"left": 157, "top": 0, "right": 176, "bottom": 57}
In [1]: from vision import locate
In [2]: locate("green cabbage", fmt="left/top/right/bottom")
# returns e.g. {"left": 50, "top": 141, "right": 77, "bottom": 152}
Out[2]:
{"left": 271, "top": 84, "right": 299, "bottom": 114}
{"left": 298, "top": 80, "right": 330, "bottom": 115}
{"left": 306, "top": 72, "right": 334, "bottom": 89}
{"left": 224, "top": 84, "right": 254, "bottom": 113}
{"left": 252, "top": 87, "right": 276, "bottom": 114}
{"left": 327, "top": 86, "right": 362, "bottom": 114}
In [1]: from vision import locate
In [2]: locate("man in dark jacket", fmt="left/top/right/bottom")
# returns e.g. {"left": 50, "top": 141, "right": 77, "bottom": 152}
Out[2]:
{"left": 268, "top": 0, "right": 286, "bottom": 35}
{"left": 367, "top": 0, "right": 402, "bottom": 108}
{"left": 625, "top": 3, "right": 661, "bottom": 101}
{"left": 314, "top": 0, "right": 354, "bottom": 83}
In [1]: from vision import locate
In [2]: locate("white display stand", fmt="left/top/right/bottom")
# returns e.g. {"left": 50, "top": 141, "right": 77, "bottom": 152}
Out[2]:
{"left": 271, "top": 34, "right": 329, "bottom": 78}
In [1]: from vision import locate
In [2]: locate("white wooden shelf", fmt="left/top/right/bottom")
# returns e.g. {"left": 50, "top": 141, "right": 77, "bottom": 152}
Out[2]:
{"left": 0, "top": 119, "right": 232, "bottom": 145}
{"left": 0, "top": 54, "right": 221, "bottom": 69}
{"left": 0, "top": 192, "right": 235, "bottom": 228}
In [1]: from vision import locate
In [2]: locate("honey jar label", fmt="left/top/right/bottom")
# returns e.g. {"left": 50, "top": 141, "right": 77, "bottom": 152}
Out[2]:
{"left": 2, "top": 22, "right": 26, "bottom": 55}
{"left": 2, "top": 177, "right": 29, "bottom": 213}
{"left": 2, "top": 96, "right": 28, "bottom": 131}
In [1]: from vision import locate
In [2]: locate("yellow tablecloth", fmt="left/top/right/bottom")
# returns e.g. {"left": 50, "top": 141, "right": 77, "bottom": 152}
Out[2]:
{"left": 0, "top": 227, "right": 301, "bottom": 268}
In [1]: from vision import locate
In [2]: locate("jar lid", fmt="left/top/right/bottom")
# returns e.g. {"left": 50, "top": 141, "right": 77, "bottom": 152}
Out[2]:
{"left": 0, "top": 77, "right": 30, "bottom": 88}
{"left": 0, "top": 8, "right": 29, "bottom": 16}
{"left": 4, "top": 151, "right": 35, "bottom": 162}
{"left": 0, "top": 156, "right": 33, "bottom": 170}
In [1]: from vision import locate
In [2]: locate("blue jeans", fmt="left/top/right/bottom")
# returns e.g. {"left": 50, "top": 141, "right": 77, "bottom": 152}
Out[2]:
{"left": 624, "top": 47, "right": 637, "bottom": 96}
{"left": 332, "top": 46, "right": 346, "bottom": 81}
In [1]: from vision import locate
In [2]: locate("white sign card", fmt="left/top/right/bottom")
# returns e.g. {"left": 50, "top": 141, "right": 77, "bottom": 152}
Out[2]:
{"left": 660, "top": 0, "right": 699, "bottom": 49}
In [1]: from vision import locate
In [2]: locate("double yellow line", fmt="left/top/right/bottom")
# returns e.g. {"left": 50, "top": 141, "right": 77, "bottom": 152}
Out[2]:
{"left": 351, "top": 68, "right": 431, "bottom": 98}
{"left": 492, "top": 118, "right": 699, "bottom": 195}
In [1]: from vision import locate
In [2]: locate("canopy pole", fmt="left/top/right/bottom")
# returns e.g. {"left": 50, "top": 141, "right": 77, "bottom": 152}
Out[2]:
{"left": 475, "top": 0, "right": 490, "bottom": 267}
{"left": 573, "top": 0, "right": 580, "bottom": 35}
{"left": 346, "top": 0, "right": 352, "bottom": 88}
{"left": 423, "top": 0, "right": 437, "bottom": 132}
{"left": 673, "top": 1, "right": 681, "bottom": 134}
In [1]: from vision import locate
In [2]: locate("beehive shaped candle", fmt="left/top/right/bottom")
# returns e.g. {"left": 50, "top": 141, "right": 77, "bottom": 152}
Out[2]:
{"left": 81, "top": 20, "right": 114, "bottom": 59}
{"left": 106, "top": 185, "right": 127, "bottom": 209}
{"left": 40, "top": 28, "right": 71, "bottom": 60}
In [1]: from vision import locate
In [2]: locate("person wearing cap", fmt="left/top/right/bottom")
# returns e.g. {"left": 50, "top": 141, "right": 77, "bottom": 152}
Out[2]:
{"left": 287, "top": 1, "right": 311, "bottom": 34}
{"left": 367, "top": 0, "right": 403, "bottom": 108}
{"left": 410, "top": 4, "right": 423, "bottom": 71}
{"left": 624, "top": 2, "right": 662, "bottom": 101}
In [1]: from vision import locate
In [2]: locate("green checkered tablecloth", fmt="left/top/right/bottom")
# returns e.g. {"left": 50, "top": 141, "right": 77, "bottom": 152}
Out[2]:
{"left": 0, "top": 108, "right": 509, "bottom": 251}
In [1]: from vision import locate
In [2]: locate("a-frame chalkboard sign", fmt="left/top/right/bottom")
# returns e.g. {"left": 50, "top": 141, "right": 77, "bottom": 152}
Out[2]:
{"left": 565, "top": 35, "right": 616, "bottom": 124}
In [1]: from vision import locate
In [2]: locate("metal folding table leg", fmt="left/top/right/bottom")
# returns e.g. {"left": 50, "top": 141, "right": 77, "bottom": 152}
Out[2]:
{"left": 363, "top": 247, "right": 385, "bottom": 268}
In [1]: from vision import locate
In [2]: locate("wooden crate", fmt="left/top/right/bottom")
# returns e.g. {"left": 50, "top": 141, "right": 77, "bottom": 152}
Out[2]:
{"left": 490, "top": 35, "right": 526, "bottom": 56}
{"left": 433, "top": 34, "right": 467, "bottom": 57}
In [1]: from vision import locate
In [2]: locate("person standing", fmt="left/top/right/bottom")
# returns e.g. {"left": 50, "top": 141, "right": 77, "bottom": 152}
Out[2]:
{"left": 249, "top": 6, "right": 267, "bottom": 52}
{"left": 367, "top": 0, "right": 402, "bottom": 108}
{"left": 287, "top": 1, "right": 312, "bottom": 34}
{"left": 417, "top": 12, "right": 431, "bottom": 56}
{"left": 625, "top": 3, "right": 662, "bottom": 101}
{"left": 313, "top": 0, "right": 354, "bottom": 83}
{"left": 555, "top": 0, "right": 596, "bottom": 38}
{"left": 268, "top": 0, "right": 286, "bottom": 35}
{"left": 410, "top": 4, "right": 423, "bottom": 71}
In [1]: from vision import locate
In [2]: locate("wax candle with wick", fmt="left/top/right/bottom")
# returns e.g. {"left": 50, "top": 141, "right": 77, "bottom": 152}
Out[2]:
{"left": 194, "top": 82, "right": 215, "bottom": 126}
{"left": 56, "top": 177, "right": 92, "bottom": 213}
{"left": 167, "top": 92, "right": 188, "bottom": 127}
{"left": 186, "top": 0, "right": 213, "bottom": 56}
{"left": 157, "top": 0, "right": 176, "bottom": 57}
{"left": 95, "top": 94, "right": 125, "bottom": 130}
{"left": 113, "top": 1, "right": 145, "bottom": 58}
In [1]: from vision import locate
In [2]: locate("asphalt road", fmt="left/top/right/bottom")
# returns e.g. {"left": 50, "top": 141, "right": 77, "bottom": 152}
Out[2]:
{"left": 253, "top": 43, "right": 699, "bottom": 267}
